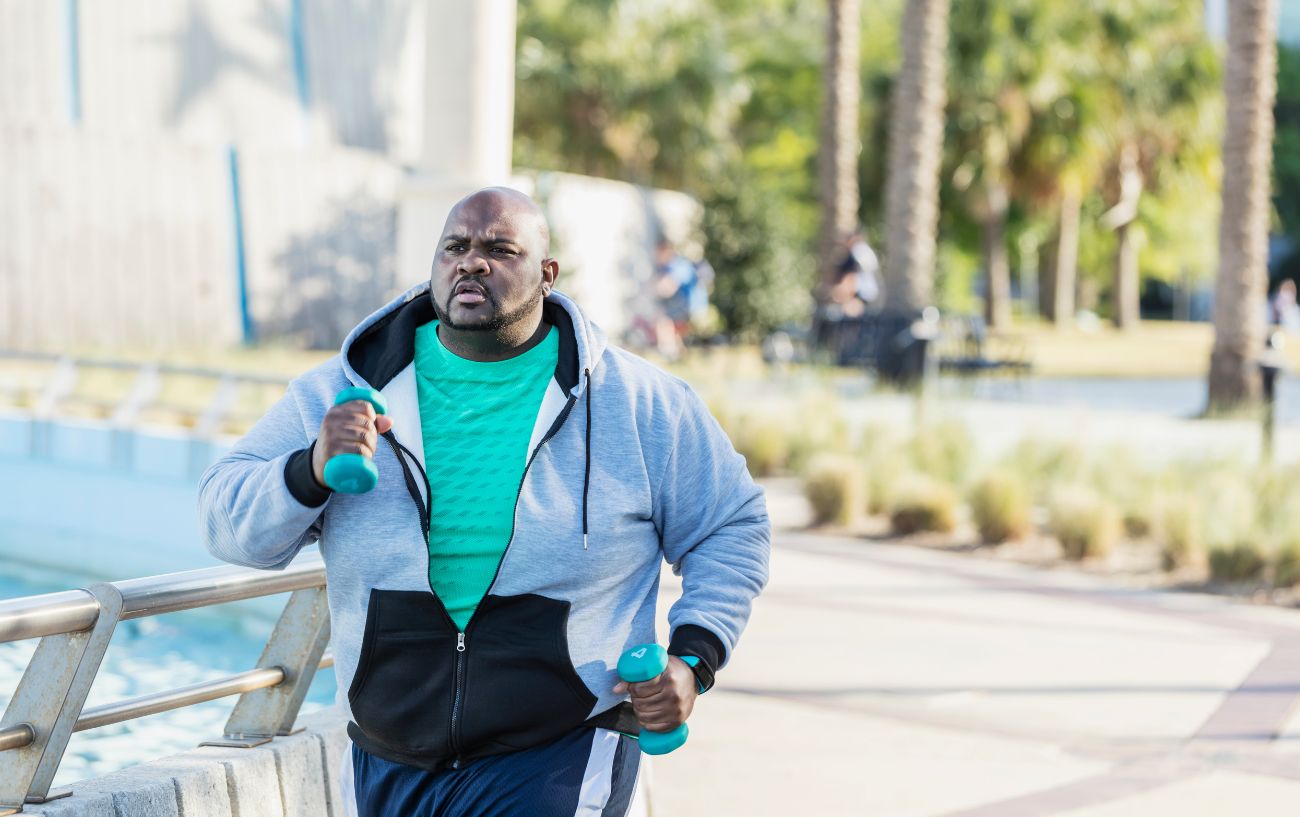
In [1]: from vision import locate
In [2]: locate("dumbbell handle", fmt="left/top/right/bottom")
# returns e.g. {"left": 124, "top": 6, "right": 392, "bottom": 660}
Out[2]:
{"left": 617, "top": 644, "right": 689, "bottom": 755}
{"left": 322, "top": 387, "right": 388, "bottom": 494}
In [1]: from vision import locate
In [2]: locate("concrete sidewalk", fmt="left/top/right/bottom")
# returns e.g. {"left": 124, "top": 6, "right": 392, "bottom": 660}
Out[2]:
{"left": 651, "top": 511, "right": 1300, "bottom": 815}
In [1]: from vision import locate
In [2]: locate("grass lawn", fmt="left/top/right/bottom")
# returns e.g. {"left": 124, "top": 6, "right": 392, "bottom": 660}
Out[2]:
{"left": 1008, "top": 321, "right": 1300, "bottom": 379}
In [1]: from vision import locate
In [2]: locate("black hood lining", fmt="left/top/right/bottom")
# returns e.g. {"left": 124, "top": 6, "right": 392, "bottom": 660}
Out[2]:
{"left": 347, "top": 292, "right": 437, "bottom": 391}
{"left": 543, "top": 300, "right": 581, "bottom": 395}
{"left": 346, "top": 292, "right": 581, "bottom": 395}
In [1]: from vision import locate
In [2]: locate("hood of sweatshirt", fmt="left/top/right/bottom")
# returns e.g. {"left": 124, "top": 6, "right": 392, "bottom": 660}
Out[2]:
{"left": 335, "top": 281, "right": 609, "bottom": 546}
{"left": 339, "top": 281, "right": 607, "bottom": 400}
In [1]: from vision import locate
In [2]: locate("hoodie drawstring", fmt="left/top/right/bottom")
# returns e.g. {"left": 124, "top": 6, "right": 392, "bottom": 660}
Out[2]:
{"left": 582, "top": 368, "right": 592, "bottom": 550}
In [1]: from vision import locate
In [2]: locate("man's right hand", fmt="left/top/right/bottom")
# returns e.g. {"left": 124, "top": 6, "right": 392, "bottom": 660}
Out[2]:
{"left": 311, "top": 400, "right": 394, "bottom": 488}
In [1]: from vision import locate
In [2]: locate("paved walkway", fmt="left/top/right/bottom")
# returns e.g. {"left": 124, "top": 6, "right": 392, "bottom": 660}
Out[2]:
{"left": 650, "top": 491, "right": 1300, "bottom": 816}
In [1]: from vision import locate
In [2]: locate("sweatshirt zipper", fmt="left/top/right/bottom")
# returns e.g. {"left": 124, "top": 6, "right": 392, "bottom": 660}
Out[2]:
{"left": 447, "top": 391, "right": 580, "bottom": 766}
{"left": 481, "top": 394, "right": 579, "bottom": 597}
{"left": 450, "top": 631, "right": 467, "bottom": 766}
{"left": 381, "top": 438, "right": 469, "bottom": 763}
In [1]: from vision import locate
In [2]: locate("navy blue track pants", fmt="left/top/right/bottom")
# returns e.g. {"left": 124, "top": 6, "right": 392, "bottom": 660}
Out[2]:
{"left": 353, "top": 727, "right": 641, "bottom": 816}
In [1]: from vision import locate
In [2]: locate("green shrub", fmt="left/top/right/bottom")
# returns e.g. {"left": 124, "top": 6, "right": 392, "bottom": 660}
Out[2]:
{"left": 1273, "top": 541, "right": 1300, "bottom": 588}
{"left": 1003, "top": 439, "right": 1089, "bottom": 501}
{"left": 969, "top": 470, "right": 1033, "bottom": 544}
{"left": 789, "top": 412, "right": 851, "bottom": 475}
{"left": 1198, "top": 472, "right": 1260, "bottom": 557}
{"left": 1208, "top": 542, "right": 1267, "bottom": 583}
{"left": 1122, "top": 509, "right": 1153, "bottom": 538}
{"left": 732, "top": 416, "right": 791, "bottom": 477}
{"left": 908, "top": 420, "right": 974, "bottom": 486}
{"left": 859, "top": 425, "right": 909, "bottom": 516}
{"left": 1113, "top": 470, "right": 1159, "bottom": 538}
{"left": 1157, "top": 495, "right": 1204, "bottom": 571}
{"left": 803, "top": 455, "right": 865, "bottom": 526}
{"left": 889, "top": 476, "right": 959, "bottom": 535}
{"left": 1048, "top": 486, "right": 1120, "bottom": 561}
{"left": 1255, "top": 465, "right": 1300, "bottom": 547}
{"left": 866, "top": 465, "right": 900, "bottom": 516}
{"left": 704, "top": 395, "right": 737, "bottom": 437}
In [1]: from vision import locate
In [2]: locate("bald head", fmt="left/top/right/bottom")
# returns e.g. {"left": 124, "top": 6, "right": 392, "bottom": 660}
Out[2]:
{"left": 442, "top": 187, "right": 551, "bottom": 258}
{"left": 429, "top": 187, "right": 560, "bottom": 356}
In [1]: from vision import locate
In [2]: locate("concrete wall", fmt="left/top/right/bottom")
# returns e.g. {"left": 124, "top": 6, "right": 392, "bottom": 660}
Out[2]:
{"left": 0, "top": 132, "right": 697, "bottom": 352}
{"left": 0, "top": 0, "right": 698, "bottom": 353}
{"left": 0, "top": 0, "right": 425, "bottom": 156}
{"left": 22, "top": 709, "right": 350, "bottom": 817}
{"left": 0, "top": 125, "right": 403, "bottom": 352}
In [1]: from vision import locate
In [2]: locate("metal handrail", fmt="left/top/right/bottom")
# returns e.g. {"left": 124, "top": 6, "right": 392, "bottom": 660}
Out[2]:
{"left": 0, "top": 555, "right": 326, "bottom": 644}
{"left": 0, "top": 653, "right": 335, "bottom": 748}
{"left": 0, "top": 555, "right": 333, "bottom": 811}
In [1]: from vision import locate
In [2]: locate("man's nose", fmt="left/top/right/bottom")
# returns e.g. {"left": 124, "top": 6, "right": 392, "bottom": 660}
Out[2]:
{"left": 457, "top": 252, "right": 490, "bottom": 275}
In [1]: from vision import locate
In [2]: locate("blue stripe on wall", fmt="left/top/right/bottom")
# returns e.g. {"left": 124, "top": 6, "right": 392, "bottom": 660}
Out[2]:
{"left": 227, "top": 146, "right": 254, "bottom": 344}
{"left": 65, "top": 0, "right": 82, "bottom": 123}
{"left": 289, "top": 0, "right": 311, "bottom": 111}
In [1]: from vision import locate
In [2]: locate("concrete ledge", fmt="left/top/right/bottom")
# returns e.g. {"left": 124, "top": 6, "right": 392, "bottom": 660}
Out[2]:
{"left": 22, "top": 710, "right": 348, "bottom": 817}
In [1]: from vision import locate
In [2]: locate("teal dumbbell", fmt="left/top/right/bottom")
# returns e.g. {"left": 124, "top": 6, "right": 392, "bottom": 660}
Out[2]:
{"left": 617, "top": 643, "right": 689, "bottom": 755}
{"left": 322, "top": 386, "right": 389, "bottom": 494}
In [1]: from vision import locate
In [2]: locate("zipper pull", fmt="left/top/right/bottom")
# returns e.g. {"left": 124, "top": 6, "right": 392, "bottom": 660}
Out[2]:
{"left": 456, "top": 632, "right": 466, "bottom": 653}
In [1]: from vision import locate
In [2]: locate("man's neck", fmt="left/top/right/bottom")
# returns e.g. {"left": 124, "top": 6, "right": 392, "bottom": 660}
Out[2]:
{"left": 437, "top": 315, "right": 550, "bottom": 362}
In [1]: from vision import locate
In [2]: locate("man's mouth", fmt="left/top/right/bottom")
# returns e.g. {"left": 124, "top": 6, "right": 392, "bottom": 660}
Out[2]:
{"left": 453, "top": 281, "right": 488, "bottom": 306}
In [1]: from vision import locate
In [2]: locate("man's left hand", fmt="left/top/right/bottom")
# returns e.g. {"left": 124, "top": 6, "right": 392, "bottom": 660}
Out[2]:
{"left": 613, "top": 656, "right": 698, "bottom": 732}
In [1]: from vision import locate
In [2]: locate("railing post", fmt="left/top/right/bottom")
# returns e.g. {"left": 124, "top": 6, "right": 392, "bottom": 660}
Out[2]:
{"left": 202, "top": 586, "right": 330, "bottom": 748}
{"left": 0, "top": 583, "right": 123, "bottom": 814}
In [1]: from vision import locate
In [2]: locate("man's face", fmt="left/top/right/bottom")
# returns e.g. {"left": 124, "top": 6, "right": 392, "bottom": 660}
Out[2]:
{"left": 430, "top": 193, "right": 554, "bottom": 332}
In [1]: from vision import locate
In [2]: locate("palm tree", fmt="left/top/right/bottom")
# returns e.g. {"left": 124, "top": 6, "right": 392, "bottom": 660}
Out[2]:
{"left": 883, "top": 0, "right": 951, "bottom": 311}
{"left": 1092, "top": 0, "right": 1219, "bottom": 330}
{"left": 818, "top": 0, "right": 862, "bottom": 291}
{"left": 1009, "top": 6, "right": 1109, "bottom": 330}
{"left": 1209, "top": 0, "right": 1279, "bottom": 409}
{"left": 947, "top": 0, "right": 1086, "bottom": 330}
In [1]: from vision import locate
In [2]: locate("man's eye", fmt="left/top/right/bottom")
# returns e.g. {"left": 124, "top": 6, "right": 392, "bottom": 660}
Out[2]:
{"left": 446, "top": 244, "right": 465, "bottom": 252}
{"left": 491, "top": 247, "right": 515, "bottom": 256}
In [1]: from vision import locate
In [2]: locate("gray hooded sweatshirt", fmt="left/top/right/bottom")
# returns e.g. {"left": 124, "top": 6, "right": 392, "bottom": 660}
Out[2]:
{"left": 198, "top": 283, "right": 770, "bottom": 770}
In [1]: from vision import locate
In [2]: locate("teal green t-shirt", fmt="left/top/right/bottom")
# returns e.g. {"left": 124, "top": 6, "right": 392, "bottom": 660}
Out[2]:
{"left": 412, "top": 322, "right": 558, "bottom": 631}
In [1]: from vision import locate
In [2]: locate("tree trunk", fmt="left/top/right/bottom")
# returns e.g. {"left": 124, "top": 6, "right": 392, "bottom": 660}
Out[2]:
{"left": 1209, "top": 0, "right": 1278, "bottom": 411}
{"left": 1113, "top": 221, "right": 1141, "bottom": 330}
{"left": 883, "top": 0, "right": 951, "bottom": 312}
{"left": 1040, "top": 236, "right": 1057, "bottom": 318}
{"left": 1106, "top": 146, "right": 1143, "bottom": 330}
{"left": 1053, "top": 186, "right": 1081, "bottom": 328}
{"left": 982, "top": 188, "right": 1011, "bottom": 329}
{"left": 817, "top": 0, "right": 862, "bottom": 293}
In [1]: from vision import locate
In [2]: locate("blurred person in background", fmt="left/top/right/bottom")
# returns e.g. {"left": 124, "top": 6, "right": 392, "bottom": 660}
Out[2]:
{"left": 823, "top": 229, "right": 882, "bottom": 365}
{"left": 653, "top": 238, "right": 711, "bottom": 359}
{"left": 198, "top": 187, "right": 770, "bottom": 817}
{"left": 1270, "top": 278, "right": 1300, "bottom": 334}
{"left": 828, "top": 230, "right": 881, "bottom": 317}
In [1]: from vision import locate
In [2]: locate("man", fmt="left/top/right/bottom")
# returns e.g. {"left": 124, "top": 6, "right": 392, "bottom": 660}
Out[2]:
{"left": 198, "top": 188, "right": 771, "bottom": 816}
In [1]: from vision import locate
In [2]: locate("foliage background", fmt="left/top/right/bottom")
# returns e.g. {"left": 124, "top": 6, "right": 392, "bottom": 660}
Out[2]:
{"left": 511, "top": 0, "right": 1280, "bottom": 335}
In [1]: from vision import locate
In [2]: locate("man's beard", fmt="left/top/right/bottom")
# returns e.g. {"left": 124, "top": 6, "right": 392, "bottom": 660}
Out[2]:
{"left": 435, "top": 279, "right": 544, "bottom": 332}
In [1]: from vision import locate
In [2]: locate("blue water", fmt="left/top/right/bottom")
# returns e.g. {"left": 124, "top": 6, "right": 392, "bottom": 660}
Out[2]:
{"left": 0, "top": 564, "right": 337, "bottom": 787}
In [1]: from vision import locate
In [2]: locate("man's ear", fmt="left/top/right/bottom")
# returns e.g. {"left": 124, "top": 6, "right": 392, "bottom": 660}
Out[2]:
{"left": 542, "top": 258, "right": 560, "bottom": 295}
